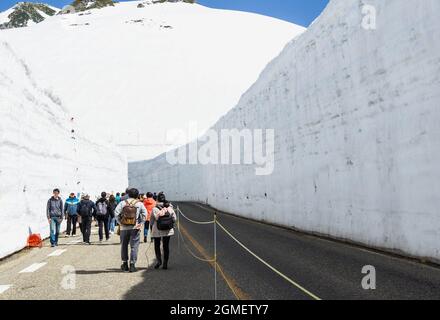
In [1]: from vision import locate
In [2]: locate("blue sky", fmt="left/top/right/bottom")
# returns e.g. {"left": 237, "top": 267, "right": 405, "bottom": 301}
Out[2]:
{"left": 0, "top": 0, "right": 329, "bottom": 26}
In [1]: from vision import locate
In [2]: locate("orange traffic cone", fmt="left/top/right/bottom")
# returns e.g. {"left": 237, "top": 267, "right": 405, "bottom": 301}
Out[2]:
{"left": 27, "top": 227, "right": 43, "bottom": 248}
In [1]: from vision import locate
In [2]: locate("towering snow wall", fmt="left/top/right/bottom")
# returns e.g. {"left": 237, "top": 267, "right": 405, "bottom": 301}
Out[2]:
{"left": 129, "top": 0, "right": 440, "bottom": 261}
{"left": 0, "top": 42, "right": 128, "bottom": 258}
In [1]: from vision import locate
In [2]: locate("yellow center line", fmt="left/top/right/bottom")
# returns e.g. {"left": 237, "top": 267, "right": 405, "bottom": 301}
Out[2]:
{"left": 179, "top": 223, "right": 251, "bottom": 300}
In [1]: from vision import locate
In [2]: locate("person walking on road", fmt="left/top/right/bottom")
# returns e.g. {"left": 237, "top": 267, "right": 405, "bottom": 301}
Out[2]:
{"left": 96, "top": 192, "right": 110, "bottom": 241}
{"left": 157, "top": 191, "right": 166, "bottom": 203}
{"left": 142, "top": 192, "right": 156, "bottom": 243}
{"left": 114, "top": 188, "right": 146, "bottom": 273}
{"left": 64, "top": 193, "right": 79, "bottom": 237}
{"left": 46, "top": 188, "right": 64, "bottom": 247}
{"left": 120, "top": 188, "right": 130, "bottom": 202}
{"left": 108, "top": 194, "right": 117, "bottom": 234}
{"left": 77, "top": 194, "right": 97, "bottom": 245}
{"left": 115, "top": 192, "right": 121, "bottom": 204}
{"left": 151, "top": 199, "right": 176, "bottom": 270}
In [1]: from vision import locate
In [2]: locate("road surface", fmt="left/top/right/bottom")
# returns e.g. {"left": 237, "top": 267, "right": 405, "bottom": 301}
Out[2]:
{"left": 1, "top": 202, "right": 440, "bottom": 300}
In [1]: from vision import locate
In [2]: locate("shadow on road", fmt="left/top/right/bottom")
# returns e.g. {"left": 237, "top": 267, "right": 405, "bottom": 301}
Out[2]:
{"left": 75, "top": 267, "right": 149, "bottom": 275}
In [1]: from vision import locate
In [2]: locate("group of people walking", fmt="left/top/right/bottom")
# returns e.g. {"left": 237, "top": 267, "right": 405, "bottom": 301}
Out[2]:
{"left": 46, "top": 188, "right": 176, "bottom": 273}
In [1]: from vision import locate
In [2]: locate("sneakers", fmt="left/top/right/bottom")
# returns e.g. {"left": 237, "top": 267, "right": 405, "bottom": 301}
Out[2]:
{"left": 129, "top": 262, "right": 137, "bottom": 273}
{"left": 154, "top": 260, "right": 162, "bottom": 269}
{"left": 121, "top": 262, "right": 129, "bottom": 272}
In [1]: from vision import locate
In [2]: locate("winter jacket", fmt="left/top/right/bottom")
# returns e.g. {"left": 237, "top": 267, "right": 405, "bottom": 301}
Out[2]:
{"left": 47, "top": 197, "right": 64, "bottom": 220}
{"left": 64, "top": 197, "right": 80, "bottom": 216}
{"left": 115, "top": 195, "right": 121, "bottom": 204}
{"left": 143, "top": 198, "right": 156, "bottom": 221}
{"left": 77, "top": 200, "right": 97, "bottom": 218}
{"left": 150, "top": 204, "right": 176, "bottom": 238}
{"left": 114, "top": 198, "right": 147, "bottom": 231}
{"left": 95, "top": 198, "right": 110, "bottom": 220}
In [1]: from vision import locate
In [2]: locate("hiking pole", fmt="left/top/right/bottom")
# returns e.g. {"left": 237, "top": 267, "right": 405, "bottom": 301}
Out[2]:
{"left": 214, "top": 212, "right": 217, "bottom": 301}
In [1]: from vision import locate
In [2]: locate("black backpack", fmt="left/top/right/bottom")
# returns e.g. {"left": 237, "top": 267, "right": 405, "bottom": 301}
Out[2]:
{"left": 156, "top": 208, "right": 174, "bottom": 231}
{"left": 79, "top": 201, "right": 91, "bottom": 217}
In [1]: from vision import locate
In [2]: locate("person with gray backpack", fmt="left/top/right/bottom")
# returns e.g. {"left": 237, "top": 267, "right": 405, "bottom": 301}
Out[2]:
{"left": 96, "top": 192, "right": 110, "bottom": 241}
{"left": 114, "top": 188, "right": 147, "bottom": 273}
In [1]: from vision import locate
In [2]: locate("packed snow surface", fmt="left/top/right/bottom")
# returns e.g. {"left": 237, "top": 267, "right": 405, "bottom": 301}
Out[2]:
{"left": 0, "top": 0, "right": 305, "bottom": 161}
{"left": 129, "top": 0, "right": 440, "bottom": 261}
{"left": 0, "top": 41, "right": 128, "bottom": 258}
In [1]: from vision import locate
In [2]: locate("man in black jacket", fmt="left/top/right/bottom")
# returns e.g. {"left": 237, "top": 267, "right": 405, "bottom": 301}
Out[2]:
{"left": 77, "top": 194, "right": 97, "bottom": 245}
{"left": 96, "top": 192, "right": 110, "bottom": 241}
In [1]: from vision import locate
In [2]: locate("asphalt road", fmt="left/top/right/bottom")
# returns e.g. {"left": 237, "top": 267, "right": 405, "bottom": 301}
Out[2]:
{"left": 172, "top": 202, "right": 440, "bottom": 300}
{"left": 1, "top": 202, "right": 440, "bottom": 300}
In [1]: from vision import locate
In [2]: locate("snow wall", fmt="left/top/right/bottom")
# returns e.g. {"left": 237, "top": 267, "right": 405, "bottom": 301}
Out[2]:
{"left": 0, "top": 42, "right": 128, "bottom": 258}
{"left": 129, "top": 0, "right": 440, "bottom": 261}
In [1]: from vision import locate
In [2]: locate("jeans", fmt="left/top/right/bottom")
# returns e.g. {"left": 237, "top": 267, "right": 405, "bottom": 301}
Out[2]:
{"left": 49, "top": 218, "right": 62, "bottom": 245}
{"left": 154, "top": 236, "right": 171, "bottom": 264}
{"left": 66, "top": 215, "right": 78, "bottom": 236}
{"left": 144, "top": 221, "right": 150, "bottom": 237}
{"left": 108, "top": 217, "right": 116, "bottom": 233}
{"left": 81, "top": 215, "right": 92, "bottom": 243}
{"left": 97, "top": 216, "right": 109, "bottom": 240}
{"left": 120, "top": 229, "right": 141, "bottom": 264}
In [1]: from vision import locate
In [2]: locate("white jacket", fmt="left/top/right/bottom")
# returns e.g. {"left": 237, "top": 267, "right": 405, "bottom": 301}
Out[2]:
{"left": 151, "top": 205, "right": 177, "bottom": 238}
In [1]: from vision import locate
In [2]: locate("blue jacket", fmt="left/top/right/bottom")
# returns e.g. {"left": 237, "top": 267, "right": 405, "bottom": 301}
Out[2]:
{"left": 64, "top": 197, "right": 80, "bottom": 216}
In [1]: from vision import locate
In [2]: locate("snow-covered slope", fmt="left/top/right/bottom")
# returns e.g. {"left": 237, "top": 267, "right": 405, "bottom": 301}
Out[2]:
{"left": 0, "top": 41, "right": 128, "bottom": 258}
{"left": 0, "top": 0, "right": 305, "bottom": 161}
{"left": 129, "top": 0, "right": 440, "bottom": 261}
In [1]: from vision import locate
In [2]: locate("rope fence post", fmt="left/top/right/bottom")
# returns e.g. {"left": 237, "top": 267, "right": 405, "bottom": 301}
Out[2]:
{"left": 177, "top": 206, "right": 181, "bottom": 252}
{"left": 214, "top": 211, "right": 217, "bottom": 301}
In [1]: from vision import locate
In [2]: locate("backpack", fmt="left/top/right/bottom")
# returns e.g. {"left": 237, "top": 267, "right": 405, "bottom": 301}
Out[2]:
{"left": 120, "top": 200, "right": 138, "bottom": 226}
{"left": 97, "top": 201, "right": 108, "bottom": 217}
{"left": 79, "top": 201, "right": 91, "bottom": 217}
{"left": 157, "top": 208, "right": 174, "bottom": 231}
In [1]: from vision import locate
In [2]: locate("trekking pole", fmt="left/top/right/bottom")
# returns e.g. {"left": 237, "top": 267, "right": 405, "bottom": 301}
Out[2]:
{"left": 214, "top": 212, "right": 217, "bottom": 301}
